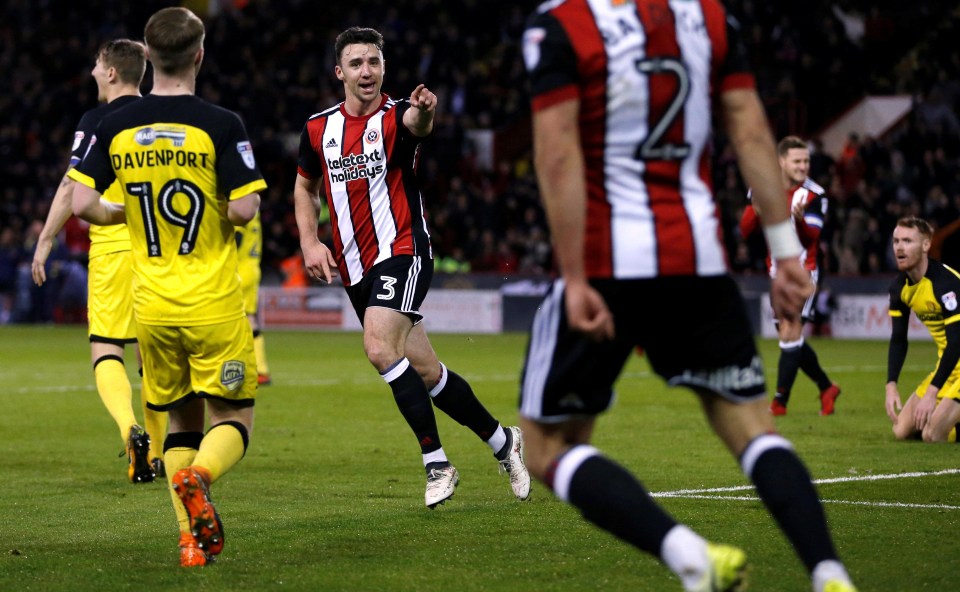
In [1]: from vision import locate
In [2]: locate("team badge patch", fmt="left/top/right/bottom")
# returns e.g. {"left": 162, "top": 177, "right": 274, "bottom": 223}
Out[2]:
{"left": 221, "top": 360, "right": 246, "bottom": 390}
{"left": 72, "top": 131, "right": 85, "bottom": 152}
{"left": 237, "top": 141, "right": 256, "bottom": 169}
{"left": 364, "top": 129, "right": 380, "bottom": 144}
{"left": 942, "top": 291, "right": 957, "bottom": 311}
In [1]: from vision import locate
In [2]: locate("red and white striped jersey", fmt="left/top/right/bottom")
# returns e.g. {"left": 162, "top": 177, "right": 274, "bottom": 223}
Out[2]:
{"left": 298, "top": 94, "right": 431, "bottom": 286}
{"left": 741, "top": 178, "right": 827, "bottom": 274}
{"left": 523, "top": 0, "right": 755, "bottom": 278}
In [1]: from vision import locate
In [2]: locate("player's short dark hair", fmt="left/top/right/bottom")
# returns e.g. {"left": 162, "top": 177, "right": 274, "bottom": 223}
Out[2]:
{"left": 144, "top": 7, "right": 205, "bottom": 75}
{"left": 777, "top": 135, "right": 808, "bottom": 156}
{"left": 97, "top": 39, "right": 146, "bottom": 87}
{"left": 335, "top": 27, "right": 384, "bottom": 64}
{"left": 897, "top": 216, "right": 933, "bottom": 239}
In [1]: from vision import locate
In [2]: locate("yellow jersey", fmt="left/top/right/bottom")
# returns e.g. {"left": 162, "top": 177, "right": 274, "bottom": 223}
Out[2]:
{"left": 69, "top": 94, "right": 267, "bottom": 326}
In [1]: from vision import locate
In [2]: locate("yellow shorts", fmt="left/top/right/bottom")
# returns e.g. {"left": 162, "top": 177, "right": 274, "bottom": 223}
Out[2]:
{"left": 87, "top": 250, "right": 136, "bottom": 342}
{"left": 915, "top": 366, "right": 960, "bottom": 402}
{"left": 138, "top": 317, "right": 257, "bottom": 411}
{"left": 237, "top": 259, "right": 261, "bottom": 316}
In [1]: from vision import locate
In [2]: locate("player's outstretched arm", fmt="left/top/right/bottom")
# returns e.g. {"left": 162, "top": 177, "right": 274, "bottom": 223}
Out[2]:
{"left": 402, "top": 84, "right": 436, "bottom": 137}
{"left": 32, "top": 173, "right": 76, "bottom": 286}
{"left": 294, "top": 173, "right": 336, "bottom": 283}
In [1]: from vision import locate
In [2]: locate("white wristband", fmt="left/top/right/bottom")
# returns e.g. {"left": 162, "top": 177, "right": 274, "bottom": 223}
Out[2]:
{"left": 763, "top": 220, "right": 803, "bottom": 260}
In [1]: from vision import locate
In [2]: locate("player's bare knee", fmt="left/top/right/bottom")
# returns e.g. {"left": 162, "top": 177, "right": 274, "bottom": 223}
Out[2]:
{"left": 415, "top": 363, "right": 441, "bottom": 388}
{"left": 891, "top": 424, "right": 912, "bottom": 440}
{"left": 363, "top": 340, "right": 401, "bottom": 372}
{"left": 921, "top": 427, "right": 947, "bottom": 443}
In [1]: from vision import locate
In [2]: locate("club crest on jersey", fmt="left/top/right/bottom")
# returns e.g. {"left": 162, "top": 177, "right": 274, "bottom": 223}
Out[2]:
{"left": 237, "top": 141, "right": 256, "bottom": 169}
{"left": 364, "top": 129, "right": 380, "bottom": 144}
{"left": 942, "top": 291, "right": 957, "bottom": 311}
{"left": 221, "top": 360, "right": 246, "bottom": 390}
{"left": 72, "top": 131, "right": 84, "bottom": 152}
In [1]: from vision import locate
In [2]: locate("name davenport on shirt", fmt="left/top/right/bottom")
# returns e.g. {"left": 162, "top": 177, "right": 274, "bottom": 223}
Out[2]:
{"left": 112, "top": 149, "right": 212, "bottom": 170}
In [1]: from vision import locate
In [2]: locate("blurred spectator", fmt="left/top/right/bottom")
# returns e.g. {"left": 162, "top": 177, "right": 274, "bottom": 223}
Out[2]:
{"left": 0, "top": 228, "right": 18, "bottom": 323}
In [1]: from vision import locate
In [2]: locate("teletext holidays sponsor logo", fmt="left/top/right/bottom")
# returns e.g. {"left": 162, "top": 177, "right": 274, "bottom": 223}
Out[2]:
{"left": 327, "top": 150, "right": 384, "bottom": 183}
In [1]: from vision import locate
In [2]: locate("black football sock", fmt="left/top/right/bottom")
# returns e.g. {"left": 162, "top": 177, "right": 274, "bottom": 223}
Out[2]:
{"left": 776, "top": 341, "right": 803, "bottom": 404}
{"left": 551, "top": 445, "right": 676, "bottom": 556}
{"left": 429, "top": 363, "right": 499, "bottom": 441}
{"left": 494, "top": 427, "right": 513, "bottom": 461}
{"left": 742, "top": 434, "right": 837, "bottom": 572}
{"left": 382, "top": 358, "right": 442, "bottom": 454}
{"left": 799, "top": 341, "right": 833, "bottom": 391}
{"left": 424, "top": 460, "right": 452, "bottom": 474}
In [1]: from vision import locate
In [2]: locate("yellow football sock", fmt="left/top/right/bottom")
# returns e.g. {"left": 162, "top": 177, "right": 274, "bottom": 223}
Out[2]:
{"left": 254, "top": 333, "right": 270, "bottom": 375}
{"left": 949, "top": 426, "right": 957, "bottom": 443}
{"left": 165, "top": 444, "right": 199, "bottom": 533}
{"left": 193, "top": 423, "right": 247, "bottom": 485}
{"left": 94, "top": 357, "right": 137, "bottom": 443}
{"left": 139, "top": 377, "right": 168, "bottom": 460}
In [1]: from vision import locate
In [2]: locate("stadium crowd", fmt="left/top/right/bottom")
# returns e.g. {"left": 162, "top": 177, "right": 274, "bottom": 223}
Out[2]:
{"left": 1, "top": 0, "right": 958, "bottom": 323}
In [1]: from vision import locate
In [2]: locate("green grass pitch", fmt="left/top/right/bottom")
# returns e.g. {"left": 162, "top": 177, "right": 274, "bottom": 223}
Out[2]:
{"left": 0, "top": 325, "right": 956, "bottom": 591}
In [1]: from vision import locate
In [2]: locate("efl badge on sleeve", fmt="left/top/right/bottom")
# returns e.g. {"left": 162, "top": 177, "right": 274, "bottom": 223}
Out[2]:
{"left": 72, "top": 131, "right": 85, "bottom": 152}
{"left": 237, "top": 141, "right": 256, "bottom": 170}
{"left": 943, "top": 291, "right": 957, "bottom": 312}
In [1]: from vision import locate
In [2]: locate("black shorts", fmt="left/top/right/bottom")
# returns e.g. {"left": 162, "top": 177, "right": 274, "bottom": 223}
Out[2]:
{"left": 345, "top": 255, "right": 432, "bottom": 326}
{"left": 519, "top": 275, "right": 766, "bottom": 422}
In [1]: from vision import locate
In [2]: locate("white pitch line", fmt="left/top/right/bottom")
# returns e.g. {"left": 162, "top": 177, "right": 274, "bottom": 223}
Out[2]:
{"left": 654, "top": 468, "right": 960, "bottom": 497}
{"left": 653, "top": 469, "right": 960, "bottom": 511}
{"left": 656, "top": 494, "right": 960, "bottom": 511}
{"left": 819, "top": 499, "right": 960, "bottom": 510}
{"left": 11, "top": 384, "right": 96, "bottom": 395}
